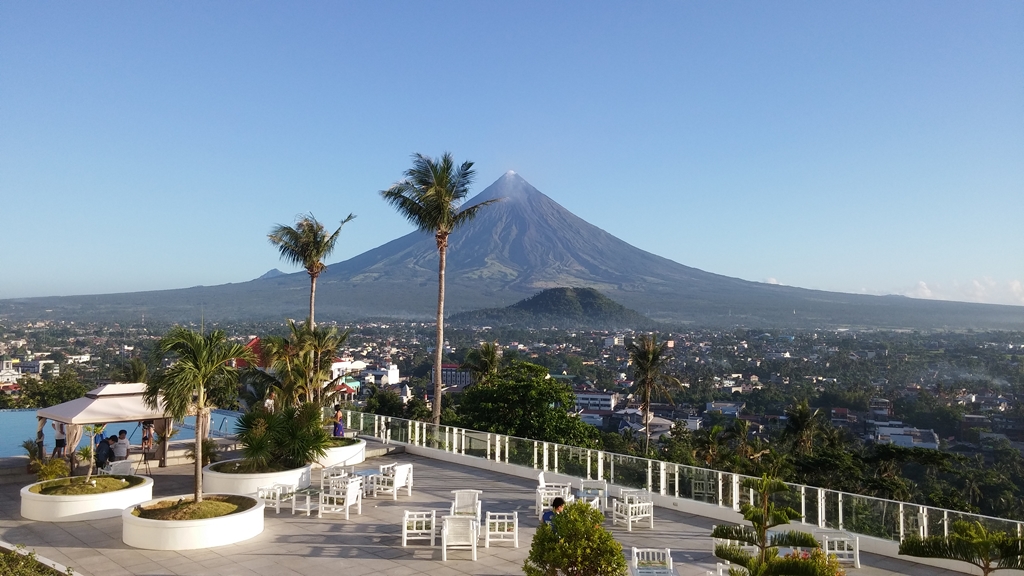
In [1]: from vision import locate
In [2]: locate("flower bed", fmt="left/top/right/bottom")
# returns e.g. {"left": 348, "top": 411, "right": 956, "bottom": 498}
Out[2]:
{"left": 122, "top": 494, "right": 264, "bottom": 550}
{"left": 316, "top": 438, "right": 365, "bottom": 468}
{"left": 20, "top": 475, "right": 154, "bottom": 522}
{"left": 202, "top": 459, "right": 311, "bottom": 495}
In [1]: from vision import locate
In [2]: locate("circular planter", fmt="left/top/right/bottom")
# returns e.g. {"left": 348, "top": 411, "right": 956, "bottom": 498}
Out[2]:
{"left": 202, "top": 459, "right": 311, "bottom": 495}
{"left": 122, "top": 494, "right": 264, "bottom": 550}
{"left": 316, "top": 439, "right": 366, "bottom": 468}
{"left": 21, "top": 476, "right": 154, "bottom": 522}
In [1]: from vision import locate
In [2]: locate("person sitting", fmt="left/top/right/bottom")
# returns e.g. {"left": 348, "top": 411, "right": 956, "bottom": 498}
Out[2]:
{"left": 542, "top": 497, "right": 566, "bottom": 525}
{"left": 95, "top": 436, "right": 115, "bottom": 470}
{"left": 113, "top": 429, "right": 130, "bottom": 461}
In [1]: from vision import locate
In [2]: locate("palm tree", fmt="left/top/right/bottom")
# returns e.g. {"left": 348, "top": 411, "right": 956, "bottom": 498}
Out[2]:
{"left": 783, "top": 399, "right": 821, "bottom": 456}
{"left": 268, "top": 212, "right": 356, "bottom": 328}
{"left": 626, "top": 334, "right": 682, "bottom": 453}
{"left": 900, "top": 520, "right": 1024, "bottom": 576}
{"left": 120, "top": 357, "right": 149, "bottom": 383}
{"left": 144, "top": 327, "right": 255, "bottom": 503}
{"left": 461, "top": 342, "right": 500, "bottom": 385}
{"left": 380, "top": 152, "right": 500, "bottom": 424}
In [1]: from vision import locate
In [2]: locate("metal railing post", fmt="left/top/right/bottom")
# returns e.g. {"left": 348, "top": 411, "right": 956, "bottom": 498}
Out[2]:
{"left": 597, "top": 451, "right": 604, "bottom": 481}
{"left": 732, "top": 474, "right": 740, "bottom": 512}
{"left": 486, "top": 433, "right": 491, "bottom": 460}
{"left": 659, "top": 462, "right": 667, "bottom": 496}
{"left": 818, "top": 489, "right": 826, "bottom": 528}
{"left": 800, "top": 486, "right": 806, "bottom": 523}
{"left": 533, "top": 441, "right": 538, "bottom": 469}
{"left": 543, "top": 442, "right": 550, "bottom": 471}
{"left": 717, "top": 472, "right": 724, "bottom": 507}
{"left": 899, "top": 502, "right": 905, "bottom": 541}
{"left": 838, "top": 493, "right": 844, "bottom": 530}
{"left": 646, "top": 460, "right": 653, "bottom": 492}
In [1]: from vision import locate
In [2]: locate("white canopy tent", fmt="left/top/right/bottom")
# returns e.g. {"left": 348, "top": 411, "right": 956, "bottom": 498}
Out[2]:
{"left": 35, "top": 383, "right": 173, "bottom": 468}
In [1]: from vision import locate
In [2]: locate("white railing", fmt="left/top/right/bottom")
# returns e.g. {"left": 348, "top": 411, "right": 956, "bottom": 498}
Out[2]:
{"left": 344, "top": 409, "right": 1024, "bottom": 543}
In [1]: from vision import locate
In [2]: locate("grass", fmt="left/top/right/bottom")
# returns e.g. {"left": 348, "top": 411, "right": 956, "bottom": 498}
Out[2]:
{"left": 29, "top": 475, "right": 145, "bottom": 495}
{"left": 0, "top": 546, "right": 70, "bottom": 576}
{"left": 209, "top": 460, "right": 293, "bottom": 474}
{"left": 327, "top": 437, "right": 359, "bottom": 448}
{"left": 132, "top": 495, "right": 255, "bottom": 520}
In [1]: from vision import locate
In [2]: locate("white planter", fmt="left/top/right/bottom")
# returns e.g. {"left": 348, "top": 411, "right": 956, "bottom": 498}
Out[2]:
{"left": 122, "top": 494, "right": 264, "bottom": 550}
{"left": 20, "top": 476, "right": 154, "bottom": 522}
{"left": 202, "top": 459, "right": 311, "bottom": 495}
{"left": 316, "top": 439, "right": 366, "bottom": 468}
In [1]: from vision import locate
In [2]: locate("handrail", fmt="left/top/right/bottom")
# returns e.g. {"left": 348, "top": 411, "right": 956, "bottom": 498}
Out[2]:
{"left": 343, "top": 409, "right": 1024, "bottom": 543}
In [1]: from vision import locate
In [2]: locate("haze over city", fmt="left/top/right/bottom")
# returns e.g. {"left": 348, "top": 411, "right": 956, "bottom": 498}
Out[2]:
{"left": 2, "top": 2, "right": 1021, "bottom": 305}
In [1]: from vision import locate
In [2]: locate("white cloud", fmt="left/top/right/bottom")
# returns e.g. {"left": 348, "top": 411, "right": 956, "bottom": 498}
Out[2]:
{"left": 901, "top": 278, "right": 1024, "bottom": 306}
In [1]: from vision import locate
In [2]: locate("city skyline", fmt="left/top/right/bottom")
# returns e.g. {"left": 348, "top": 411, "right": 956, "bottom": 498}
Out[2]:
{"left": 1, "top": 2, "right": 1021, "bottom": 306}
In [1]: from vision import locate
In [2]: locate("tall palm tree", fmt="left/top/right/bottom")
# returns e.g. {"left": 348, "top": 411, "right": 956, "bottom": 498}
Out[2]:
{"left": 380, "top": 152, "right": 500, "bottom": 424}
{"left": 626, "top": 334, "right": 682, "bottom": 453}
{"left": 461, "top": 342, "right": 500, "bottom": 385}
{"left": 268, "top": 212, "right": 355, "bottom": 328}
{"left": 144, "top": 327, "right": 255, "bottom": 503}
{"left": 121, "top": 357, "right": 149, "bottom": 383}
{"left": 783, "top": 399, "right": 821, "bottom": 456}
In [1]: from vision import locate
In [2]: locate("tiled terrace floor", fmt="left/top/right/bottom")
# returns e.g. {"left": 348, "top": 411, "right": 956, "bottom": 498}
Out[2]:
{"left": 0, "top": 452, "right": 968, "bottom": 576}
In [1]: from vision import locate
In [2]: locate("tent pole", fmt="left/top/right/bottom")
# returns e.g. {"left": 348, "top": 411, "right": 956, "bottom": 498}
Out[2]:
{"left": 160, "top": 418, "right": 170, "bottom": 467}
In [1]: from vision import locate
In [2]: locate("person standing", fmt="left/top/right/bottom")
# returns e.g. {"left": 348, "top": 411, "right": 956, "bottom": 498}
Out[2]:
{"left": 112, "top": 429, "right": 130, "bottom": 461}
{"left": 332, "top": 404, "right": 344, "bottom": 437}
{"left": 263, "top": 391, "right": 276, "bottom": 413}
{"left": 51, "top": 422, "right": 66, "bottom": 459}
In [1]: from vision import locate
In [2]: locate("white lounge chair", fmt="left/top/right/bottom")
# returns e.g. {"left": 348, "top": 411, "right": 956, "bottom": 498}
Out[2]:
{"left": 319, "top": 477, "right": 362, "bottom": 519}
{"left": 484, "top": 511, "right": 518, "bottom": 548}
{"left": 402, "top": 509, "right": 436, "bottom": 547}
{"left": 612, "top": 493, "right": 654, "bottom": 531}
{"left": 373, "top": 463, "right": 413, "bottom": 499}
{"left": 631, "top": 547, "right": 673, "bottom": 576}
{"left": 441, "top": 515, "right": 479, "bottom": 561}
{"left": 450, "top": 489, "right": 482, "bottom": 522}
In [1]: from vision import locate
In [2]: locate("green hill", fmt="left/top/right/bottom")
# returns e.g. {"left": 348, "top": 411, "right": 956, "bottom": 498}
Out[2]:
{"left": 449, "top": 287, "right": 658, "bottom": 330}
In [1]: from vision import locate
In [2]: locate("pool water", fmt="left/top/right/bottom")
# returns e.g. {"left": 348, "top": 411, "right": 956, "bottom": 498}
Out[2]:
{"left": 0, "top": 409, "right": 242, "bottom": 457}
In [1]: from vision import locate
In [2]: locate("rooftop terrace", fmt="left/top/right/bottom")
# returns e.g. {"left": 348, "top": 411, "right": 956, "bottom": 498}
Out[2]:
{"left": 0, "top": 447, "right": 970, "bottom": 576}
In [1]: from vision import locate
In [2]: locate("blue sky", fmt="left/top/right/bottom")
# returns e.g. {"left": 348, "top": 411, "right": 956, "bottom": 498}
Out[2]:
{"left": 2, "top": 2, "right": 1022, "bottom": 305}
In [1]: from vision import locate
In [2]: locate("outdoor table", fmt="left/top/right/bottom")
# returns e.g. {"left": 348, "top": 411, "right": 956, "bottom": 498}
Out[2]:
{"left": 353, "top": 469, "right": 377, "bottom": 497}
{"left": 292, "top": 486, "right": 320, "bottom": 516}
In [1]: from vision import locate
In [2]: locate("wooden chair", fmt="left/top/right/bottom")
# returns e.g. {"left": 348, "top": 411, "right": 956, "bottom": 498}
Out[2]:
{"left": 450, "top": 489, "right": 483, "bottom": 522}
{"left": 537, "top": 470, "right": 573, "bottom": 492}
{"left": 441, "top": 515, "right": 479, "bottom": 561}
{"left": 319, "top": 477, "right": 362, "bottom": 519}
{"left": 484, "top": 511, "right": 518, "bottom": 548}
{"left": 320, "top": 465, "right": 348, "bottom": 490}
{"left": 402, "top": 509, "right": 436, "bottom": 547}
{"left": 373, "top": 463, "right": 413, "bottom": 500}
{"left": 819, "top": 531, "right": 860, "bottom": 569}
{"left": 612, "top": 493, "right": 654, "bottom": 531}
{"left": 631, "top": 547, "right": 673, "bottom": 576}
{"left": 536, "top": 486, "right": 572, "bottom": 519}
{"left": 579, "top": 479, "right": 609, "bottom": 511}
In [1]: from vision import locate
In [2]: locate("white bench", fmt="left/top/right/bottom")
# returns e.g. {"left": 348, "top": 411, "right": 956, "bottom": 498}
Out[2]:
{"left": 484, "top": 511, "right": 518, "bottom": 548}
{"left": 441, "top": 515, "right": 479, "bottom": 561}
{"left": 631, "top": 547, "right": 673, "bottom": 576}
{"left": 612, "top": 493, "right": 654, "bottom": 531}
{"left": 256, "top": 482, "right": 296, "bottom": 514}
{"left": 372, "top": 463, "right": 413, "bottom": 500}
{"left": 402, "top": 509, "right": 436, "bottom": 547}
{"left": 319, "top": 477, "right": 362, "bottom": 519}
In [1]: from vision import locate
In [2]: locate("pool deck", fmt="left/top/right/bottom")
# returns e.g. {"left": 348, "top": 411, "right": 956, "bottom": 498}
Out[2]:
{"left": 0, "top": 450, "right": 971, "bottom": 576}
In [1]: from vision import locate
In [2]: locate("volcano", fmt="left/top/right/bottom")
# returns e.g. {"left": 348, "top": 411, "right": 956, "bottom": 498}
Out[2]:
{"left": 3, "top": 172, "right": 1023, "bottom": 329}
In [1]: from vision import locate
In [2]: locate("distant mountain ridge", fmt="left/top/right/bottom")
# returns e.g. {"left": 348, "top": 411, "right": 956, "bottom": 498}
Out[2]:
{"left": 2, "top": 171, "right": 1023, "bottom": 329}
{"left": 450, "top": 287, "right": 658, "bottom": 330}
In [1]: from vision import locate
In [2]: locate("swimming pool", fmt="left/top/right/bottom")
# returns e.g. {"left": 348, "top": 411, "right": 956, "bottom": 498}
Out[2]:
{"left": 0, "top": 408, "right": 242, "bottom": 457}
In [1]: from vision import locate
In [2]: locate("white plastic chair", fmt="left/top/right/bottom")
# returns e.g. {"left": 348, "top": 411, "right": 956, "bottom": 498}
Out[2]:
{"left": 450, "top": 489, "right": 482, "bottom": 522}
{"left": 484, "top": 511, "right": 518, "bottom": 548}
{"left": 537, "top": 470, "right": 573, "bottom": 492}
{"left": 319, "top": 477, "right": 362, "bottom": 519}
{"left": 373, "top": 463, "right": 413, "bottom": 499}
{"left": 612, "top": 493, "right": 654, "bottom": 531}
{"left": 402, "top": 509, "right": 436, "bottom": 547}
{"left": 441, "top": 515, "right": 479, "bottom": 561}
{"left": 631, "top": 547, "right": 673, "bottom": 576}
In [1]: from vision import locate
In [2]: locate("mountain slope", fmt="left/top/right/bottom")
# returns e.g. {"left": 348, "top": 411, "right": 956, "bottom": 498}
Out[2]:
{"left": 3, "top": 171, "right": 1023, "bottom": 329}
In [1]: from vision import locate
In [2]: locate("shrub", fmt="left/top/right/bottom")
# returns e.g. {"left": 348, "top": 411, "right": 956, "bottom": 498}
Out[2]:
{"left": 523, "top": 500, "right": 627, "bottom": 576}
{"left": 235, "top": 402, "right": 330, "bottom": 471}
{"left": 34, "top": 459, "right": 69, "bottom": 482}
{"left": 186, "top": 438, "right": 221, "bottom": 466}
{"left": 0, "top": 545, "right": 73, "bottom": 576}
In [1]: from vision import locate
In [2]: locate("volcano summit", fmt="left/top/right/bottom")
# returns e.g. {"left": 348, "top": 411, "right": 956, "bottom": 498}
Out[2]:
{"left": 3, "top": 172, "right": 1023, "bottom": 329}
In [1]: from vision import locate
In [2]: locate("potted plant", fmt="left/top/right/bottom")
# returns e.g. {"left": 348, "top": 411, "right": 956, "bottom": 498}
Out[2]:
{"left": 203, "top": 402, "right": 331, "bottom": 495}
{"left": 124, "top": 327, "right": 264, "bottom": 550}
{"left": 524, "top": 499, "right": 628, "bottom": 576}
{"left": 711, "top": 475, "right": 838, "bottom": 576}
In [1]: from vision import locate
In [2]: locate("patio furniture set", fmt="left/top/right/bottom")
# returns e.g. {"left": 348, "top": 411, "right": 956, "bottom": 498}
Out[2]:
{"left": 536, "top": 472, "right": 655, "bottom": 532}
{"left": 255, "top": 462, "right": 414, "bottom": 520}
{"left": 402, "top": 488, "right": 520, "bottom": 561}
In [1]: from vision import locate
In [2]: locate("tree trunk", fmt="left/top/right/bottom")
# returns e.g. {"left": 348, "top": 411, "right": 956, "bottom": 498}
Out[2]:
{"left": 194, "top": 408, "right": 204, "bottom": 503}
{"left": 433, "top": 244, "right": 446, "bottom": 426}
{"left": 308, "top": 273, "right": 317, "bottom": 329}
